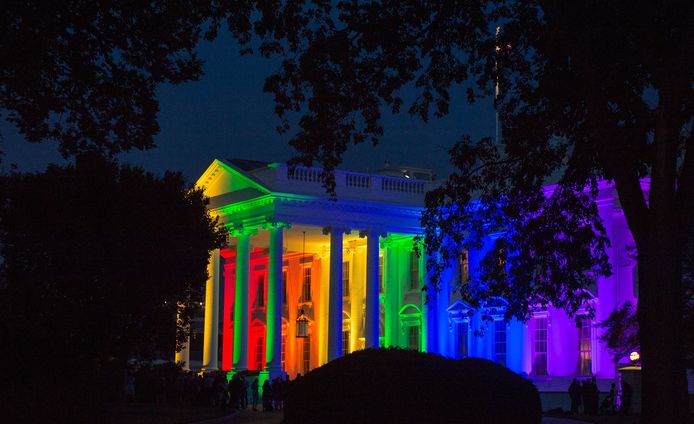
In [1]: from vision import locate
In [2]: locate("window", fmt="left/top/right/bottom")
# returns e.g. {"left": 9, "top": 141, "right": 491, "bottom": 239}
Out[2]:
{"left": 379, "top": 256, "right": 384, "bottom": 293}
{"left": 409, "top": 252, "right": 420, "bottom": 290}
{"left": 494, "top": 320, "right": 507, "bottom": 367}
{"left": 281, "top": 334, "right": 286, "bottom": 370}
{"left": 408, "top": 326, "right": 420, "bottom": 351}
{"left": 342, "top": 261, "right": 350, "bottom": 297}
{"left": 303, "top": 336, "right": 311, "bottom": 374}
{"left": 456, "top": 321, "right": 469, "bottom": 359}
{"left": 255, "top": 337, "right": 264, "bottom": 370}
{"left": 578, "top": 316, "right": 592, "bottom": 376}
{"left": 459, "top": 250, "right": 469, "bottom": 284}
{"left": 533, "top": 317, "right": 548, "bottom": 376}
{"left": 256, "top": 274, "right": 265, "bottom": 307}
{"left": 342, "top": 330, "right": 350, "bottom": 356}
{"left": 282, "top": 270, "right": 287, "bottom": 305}
{"left": 301, "top": 267, "right": 312, "bottom": 302}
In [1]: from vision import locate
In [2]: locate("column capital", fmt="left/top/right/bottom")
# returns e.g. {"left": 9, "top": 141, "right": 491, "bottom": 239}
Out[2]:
{"left": 379, "top": 235, "right": 395, "bottom": 249}
{"left": 262, "top": 219, "right": 291, "bottom": 231}
{"left": 226, "top": 224, "right": 258, "bottom": 237}
{"left": 322, "top": 226, "right": 351, "bottom": 236}
{"left": 358, "top": 229, "right": 387, "bottom": 239}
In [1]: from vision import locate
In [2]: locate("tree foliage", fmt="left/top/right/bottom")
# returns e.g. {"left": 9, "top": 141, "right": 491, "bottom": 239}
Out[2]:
{"left": 0, "top": 154, "right": 226, "bottom": 421}
{"left": 1, "top": 0, "right": 218, "bottom": 156}
{"left": 220, "top": 1, "right": 694, "bottom": 421}
{"left": 598, "top": 301, "right": 640, "bottom": 362}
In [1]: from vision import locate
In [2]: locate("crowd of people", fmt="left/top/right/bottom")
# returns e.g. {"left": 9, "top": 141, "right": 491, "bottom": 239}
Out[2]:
{"left": 124, "top": 364, "right": 296, "bottom": 412}
{"left": 567, "top": 376, "right": 629, "bottom": 416}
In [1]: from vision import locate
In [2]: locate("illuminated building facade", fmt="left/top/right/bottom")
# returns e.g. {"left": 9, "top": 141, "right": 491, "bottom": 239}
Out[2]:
{"left": 177, "top": 158, "right": 640, "bottom": 387}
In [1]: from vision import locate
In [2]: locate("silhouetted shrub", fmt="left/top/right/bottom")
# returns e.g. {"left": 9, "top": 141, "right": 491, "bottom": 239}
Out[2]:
{"left": 284, "top": 348, "right": 541, "bottom": 424}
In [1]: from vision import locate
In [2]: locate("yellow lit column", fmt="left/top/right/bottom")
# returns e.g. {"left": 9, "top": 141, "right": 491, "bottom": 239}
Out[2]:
{"left": 202, "top": 249, "right": 220, "bottom": 371}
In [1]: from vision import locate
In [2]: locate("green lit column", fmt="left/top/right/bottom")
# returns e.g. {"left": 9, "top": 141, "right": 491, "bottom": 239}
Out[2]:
{"left": 202, "top": 249, "right": 220, "bottom": 371}
{"left": 264, "top": 222, "right": 288, "bottom": 378}
{"left": 383, "top": 237, "right": 399, "bottom": 347}
{"left": 232, "top": 230, "right": 252, "bottom": 372}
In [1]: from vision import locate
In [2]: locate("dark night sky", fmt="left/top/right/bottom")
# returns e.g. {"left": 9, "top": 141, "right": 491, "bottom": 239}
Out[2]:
{"left": 2, "top": 32, "right": 496, "bottom": 183}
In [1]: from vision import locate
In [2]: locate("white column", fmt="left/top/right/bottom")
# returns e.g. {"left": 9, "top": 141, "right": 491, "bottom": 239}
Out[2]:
{"left": 265, "top": 224, "right": 285, "bottom": 377}
{"left": 233, "top": 232, "right": 251, "bottom": 372}
{"left": 326, "top": 227, "right": 346, "bottom": 361}
{"left": 202, "top": 249, "right": 220, "bottom": 371}
{"left": 364, "top": 230, "right": 381, "bottom": 348}
{"left": 175, "top": 304, "right": 191, "bottom": 370}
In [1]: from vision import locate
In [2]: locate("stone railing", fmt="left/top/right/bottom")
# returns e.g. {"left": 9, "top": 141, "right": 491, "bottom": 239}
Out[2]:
{"left": 265, "top": 164, "right": 438, "bottom": 206}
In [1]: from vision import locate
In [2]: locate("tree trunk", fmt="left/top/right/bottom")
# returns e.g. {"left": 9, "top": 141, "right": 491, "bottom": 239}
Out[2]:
{"left": 637, "top": 231, "right": 689, "bottom": 423}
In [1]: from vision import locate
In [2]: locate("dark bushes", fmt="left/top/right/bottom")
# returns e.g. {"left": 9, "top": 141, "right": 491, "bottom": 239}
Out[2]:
{"left": 284, "top": 348, "right": 541, "bottom": 424}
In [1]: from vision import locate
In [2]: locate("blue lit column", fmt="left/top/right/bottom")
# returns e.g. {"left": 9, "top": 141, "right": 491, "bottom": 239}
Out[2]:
{"left": 325, "top": 227, "right": 348, "bottom": 361}
{"left": 364, "top": 230, "right": 383, "bottom": 348}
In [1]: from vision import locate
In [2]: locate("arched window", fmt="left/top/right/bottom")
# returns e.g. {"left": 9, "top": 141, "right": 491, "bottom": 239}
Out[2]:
{"left": 256, "top": 274, "right": 265, "bottom": 307}
{"left": 532, "top": 315, "right": 548, "bottom": 376}
{"left": 301, "top": 267, "right": 312, "bottom": 302}
{"left": 342, "top": 311, "right": 351, "bottom": 356}
{"left": 494, "top": 320, "right": 507, "bottom": 366}
{"left": 399, "top": 304, "right": 422, "bottom": 351}
{"left": 578, "top": 316, "right": 592, "bottom": 376}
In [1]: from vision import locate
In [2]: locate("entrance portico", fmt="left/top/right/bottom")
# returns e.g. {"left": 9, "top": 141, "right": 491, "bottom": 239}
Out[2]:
{"left": 194, "top": 159, "right": 431, "bottom": 378}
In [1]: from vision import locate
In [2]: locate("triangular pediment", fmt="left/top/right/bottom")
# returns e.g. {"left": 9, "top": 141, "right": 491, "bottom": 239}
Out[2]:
{"left": 446, "top": 299, "right": 475, "bottom": 314}
{"left": 196, "top": 159, "right": 271, "bottom": 205}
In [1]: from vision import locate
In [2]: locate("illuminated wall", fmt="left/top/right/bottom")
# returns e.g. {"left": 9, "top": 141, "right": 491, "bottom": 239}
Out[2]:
{"left": 195, "top": 159, "right": 639, "bottom": 383}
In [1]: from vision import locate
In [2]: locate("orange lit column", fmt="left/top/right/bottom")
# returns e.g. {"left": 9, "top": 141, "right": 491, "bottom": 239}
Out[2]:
{"left": 202, "top": 249, "right": 220, "bottom": 371}
{"left": 232, "top": 230, "right": 252, "bottom": 372}
{"left": 326, "top": 227, "right": 348, "bottom": 361}
{"left": 364, "top": 229, "right": 383, "bottom": 348}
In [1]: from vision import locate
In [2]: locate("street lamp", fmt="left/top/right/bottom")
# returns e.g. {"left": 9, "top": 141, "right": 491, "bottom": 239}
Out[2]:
{"left": 296, "top": 309, "right": 309, "bottom": 338}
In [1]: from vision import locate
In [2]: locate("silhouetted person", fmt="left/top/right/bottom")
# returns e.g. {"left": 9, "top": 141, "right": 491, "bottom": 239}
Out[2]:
{"left": 589, "top": 376, "right": 599, "bottom": 415}
{"left": 262, "top": 379, "right": 273, "bottom": 411}
{"left": 600, "top": 382, "right": 616, "bottom": 414}
{"left": 251, "top": 379, "right": 259, "bottom": 411}
{"left": 569, "top": 378, "right": 582, "bottom": 415}
{"left": 272, "top": 378, "right": 283, "bottom": 410}
{"left": 240, "top": 376, "right": 248, "bottom": 409}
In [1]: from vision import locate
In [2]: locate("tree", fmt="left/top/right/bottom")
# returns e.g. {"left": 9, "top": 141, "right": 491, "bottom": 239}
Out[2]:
{"left": 0, "top": 154, "right": 226, "bottom": 422}
{"left": 1, "top": 1, "right": 217, "bottom": 156}
{"left": 220, "top": 1, "right": 694, "bottom": 422}
{"left": 599, "top": 302, "right": 640, "bottom": 363}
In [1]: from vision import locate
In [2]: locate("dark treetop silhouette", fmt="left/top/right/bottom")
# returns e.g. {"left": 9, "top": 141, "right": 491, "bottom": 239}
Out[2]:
{"left": 0, "top": 154, "right": 226, "bottom": 422}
